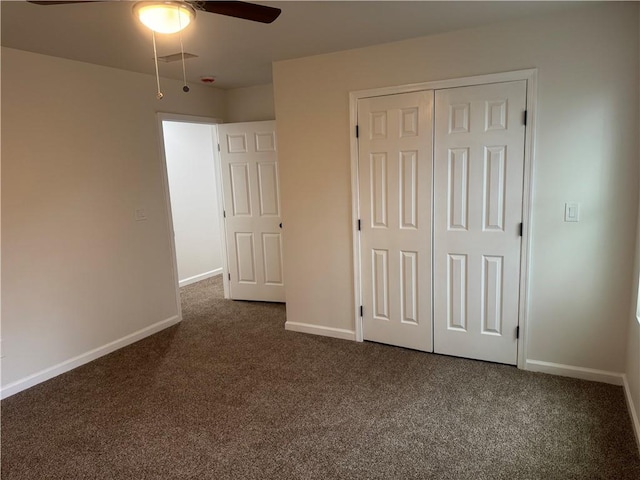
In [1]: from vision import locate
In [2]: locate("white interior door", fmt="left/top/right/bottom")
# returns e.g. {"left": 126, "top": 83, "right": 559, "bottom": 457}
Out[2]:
{"left": 358, "top": 91, "right": 434, "bottom": 351}
{"left": 433, "top": 81, "right": 527, "bottom": 365}
{"left": 218, "top": 120, "right": 285, "bottom": 302}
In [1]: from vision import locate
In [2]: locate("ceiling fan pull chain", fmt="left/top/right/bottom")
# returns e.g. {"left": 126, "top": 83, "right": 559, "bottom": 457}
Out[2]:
{"left": 152, "top": 31, "right": 164, "bottom": 100}
{"left": 178, "top": 14, "right": 189, "bottom": 93}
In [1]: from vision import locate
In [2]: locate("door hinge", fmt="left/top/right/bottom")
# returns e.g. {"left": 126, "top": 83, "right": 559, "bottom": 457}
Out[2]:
{"left": 523, "top": 110, "right": 527, "bottom": 126}
{"left": 217, "top": 143, "right": 221, "bottom": 152}
{"left": 355, "top": 125, "right": 359, "bottom": 138}
{"left": 357, "top": 219, "right": 361, "bottom": 231}
{"left": 223, "top": 210, "right": 226, "bottom": 218}
{"left": 360, "top": 305, "right": 363, "bottom": 317}
{"left": 228, "top": 273, "right": 231, "bottom": 281}
{"left": 516, "top": 326, "right": 520, "bottom": 339}
{"left": 519, "top": 222, "right": 523, "bottom": 237}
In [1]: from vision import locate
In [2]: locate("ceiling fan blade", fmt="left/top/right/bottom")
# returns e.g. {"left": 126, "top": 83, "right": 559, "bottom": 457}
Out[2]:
{"left": 28, "top": 1, "right": 105, "bottom": 5}
{"left": 199, "top": 1, "right": 281, "bottom": 24}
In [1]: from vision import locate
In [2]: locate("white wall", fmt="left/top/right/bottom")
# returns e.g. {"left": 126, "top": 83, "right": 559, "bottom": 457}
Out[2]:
{"left": 624, "top": 6, "right": 640, "bottom": 449}
{"left": 162, "top": 121, "right": 223, "bottom": 286}
{"left": 628, "top": 243, "right": 640, "bottom": 446}
{"left": 1, "top": 47, "right": 225, "bottom": 394}
{"left": 273, "top": 3, "right": 639, "bottom": 374}
{"left": 225, "top": 84, "right": 275, "bottom": 123}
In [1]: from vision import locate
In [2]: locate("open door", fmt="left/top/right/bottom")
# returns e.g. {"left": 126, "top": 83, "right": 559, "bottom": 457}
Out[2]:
{"left": 218, "top": 120, "right": 285, "bottom": 302}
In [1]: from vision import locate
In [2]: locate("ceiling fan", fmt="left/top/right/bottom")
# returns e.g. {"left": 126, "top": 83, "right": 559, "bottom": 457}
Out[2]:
{"left": 27, "top": 1, "right": 282, "bottom": 98}
{"left": 27, "top": 1, "right": 282, "bottom": 26}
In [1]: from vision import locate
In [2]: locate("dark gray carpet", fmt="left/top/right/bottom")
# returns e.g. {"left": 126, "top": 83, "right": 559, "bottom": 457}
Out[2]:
{"left": 2, "top": 275, "right": 639, "bottom": 479}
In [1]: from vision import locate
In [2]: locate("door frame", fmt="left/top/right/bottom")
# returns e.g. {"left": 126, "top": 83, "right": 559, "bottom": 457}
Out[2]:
{"left": 156, "top": 113, "right": 230, "bottom": 321}
{"left": 349, "top": 68, "right": 538, "bottom": 369}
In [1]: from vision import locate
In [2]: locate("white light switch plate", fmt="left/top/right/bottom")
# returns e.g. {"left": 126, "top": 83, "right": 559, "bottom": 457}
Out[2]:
{"left": 564, "top": 202, "right": 580, "bottom": 222}
{"left": 135, "top": 208, "right": 148, "bottom": 222}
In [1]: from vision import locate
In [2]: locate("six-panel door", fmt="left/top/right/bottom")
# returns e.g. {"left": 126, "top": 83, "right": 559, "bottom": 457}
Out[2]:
{"left": 357, "top": 80, "right": 527, "bottom": 364}
{"left": 218, "top": 120, "right": 285, "bottom": 302}
{"left": 432, "top": 81, "right": 526, "bottom": 365}
{"left": 358, "top": 91, "right": 434, "bottom": 352}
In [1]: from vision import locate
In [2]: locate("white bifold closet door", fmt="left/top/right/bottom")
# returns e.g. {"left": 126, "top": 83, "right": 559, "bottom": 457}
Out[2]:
{"left": 433, "top": 81, "right": 527, "bottom": 365}
{"left": 218, "top": 120, "right": 285, "bottom": 302}
{"left": 358, "top": 91, "right": 434, "bottom": 352}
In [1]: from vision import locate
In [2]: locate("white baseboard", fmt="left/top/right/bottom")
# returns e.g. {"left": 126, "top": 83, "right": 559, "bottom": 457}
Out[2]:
{"left": 0, "top": 315, "right": 182, "bottom": 399}
{"left": 623, "top": 374, "right": 640, "bottom": 454}
{"left": 525, "top": 359, "right": 624, "bottom": 386}
{"left": 179, "top": 268, "right": 222, "bottom": 287}
{"left": 285, "top": 321, "right": 356, "bottom": 341}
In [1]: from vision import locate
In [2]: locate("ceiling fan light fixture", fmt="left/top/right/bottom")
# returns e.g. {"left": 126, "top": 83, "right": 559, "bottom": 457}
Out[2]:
{"left": 134, "top": 1, "right": 195, "bottom": 34}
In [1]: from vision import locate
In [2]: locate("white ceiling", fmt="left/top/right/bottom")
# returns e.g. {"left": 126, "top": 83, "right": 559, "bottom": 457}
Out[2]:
{"left": 1, "top": 1, "right": 584, "bottom": 89}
